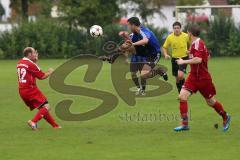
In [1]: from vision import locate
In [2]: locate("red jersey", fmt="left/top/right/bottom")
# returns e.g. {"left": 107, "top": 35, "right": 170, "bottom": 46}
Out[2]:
{"left": 189, "top": 38, "right": 211, "bottom": 80}
{"left": 17, "top": 57, "right": 45, "bottom": 89}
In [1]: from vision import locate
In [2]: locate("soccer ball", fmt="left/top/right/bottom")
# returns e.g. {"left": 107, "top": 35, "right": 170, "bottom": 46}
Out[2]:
{"left": 90, "top": 25, "right": 103, "bottom": 37}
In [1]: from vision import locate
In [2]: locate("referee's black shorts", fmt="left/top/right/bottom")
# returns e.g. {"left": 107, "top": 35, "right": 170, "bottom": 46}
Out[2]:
{"left": 171, "top": 56, "right": 188, "bottom": 77}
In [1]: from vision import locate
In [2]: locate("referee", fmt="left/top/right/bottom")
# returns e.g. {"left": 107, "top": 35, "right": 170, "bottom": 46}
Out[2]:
{"left": 162, "top": 22, "right": 189, "bottom": 93}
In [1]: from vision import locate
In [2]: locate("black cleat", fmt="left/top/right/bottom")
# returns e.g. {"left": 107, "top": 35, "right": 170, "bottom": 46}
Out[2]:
{"left": 108, "top": 53, "right": 121, "bottom": 64}
{"left": 162, "top": 73, "right": 168, "bottom": 81}
{"left": 98, "top": 54, "right": 120, "bottom": 64}
{"left": 98, "top": 55, "right": 110, "bottom": 61}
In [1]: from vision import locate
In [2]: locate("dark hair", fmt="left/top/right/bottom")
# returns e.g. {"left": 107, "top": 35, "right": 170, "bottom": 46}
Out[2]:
{"left": 127, "top": 17, "right": 141, "bottom": 26}
{"left": 173, "top": 21, "right": 182, "bottom": 28}
{"left": 188, "top": 26, "right": 201, "bottom": 37}
{"left": 23, "top": 47, "right": 33, "bottom": 57}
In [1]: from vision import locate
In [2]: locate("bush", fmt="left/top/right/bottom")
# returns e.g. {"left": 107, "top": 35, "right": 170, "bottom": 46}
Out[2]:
{"left": 0, "top": 19, "right": 87, "bottom": 59}
{"left": 0, "top": 19, "right": 132, "bottom": 59}
{"left": 0, "top": 19, "right": 170, "bottom": 59}
{"left": 205, "top": 16, "right": 236, "bottom": 56}
{"left": 1, "top": 16, "right": 240, "bottom": 59}
{"left": 226, "top": 28, "right": 240, "bottom": 56}
{"left": 186, "top": 15, "right": 240, "bottom": 56}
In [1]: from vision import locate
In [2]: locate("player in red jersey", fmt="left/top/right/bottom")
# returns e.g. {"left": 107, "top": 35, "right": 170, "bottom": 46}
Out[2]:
{"left": 17, "top": 47, "right": 61, "bottom": 130}
{"left": 174, "top": 26, "right": 231, "bottom": 132}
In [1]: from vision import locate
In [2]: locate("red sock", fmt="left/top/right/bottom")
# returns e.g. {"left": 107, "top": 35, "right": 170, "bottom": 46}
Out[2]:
{"left": 44, "top": 112, "right": 59, "bottom": 127}
{"left": 32, "top": 107, "right": 48, "bottom": 123}
{"left": 180, "top": 100, "right": 188, "bottom": 126}
{"left": 212, "top": 101, "right": 227, "bottom": 120}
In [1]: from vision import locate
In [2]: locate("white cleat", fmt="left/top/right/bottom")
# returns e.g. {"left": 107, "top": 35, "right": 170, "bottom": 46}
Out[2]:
{"left": 140, "top": 89, "right": 146, "bottom": 96}
{"left": 135, "top": 88, "right": 142, "bottom": 96}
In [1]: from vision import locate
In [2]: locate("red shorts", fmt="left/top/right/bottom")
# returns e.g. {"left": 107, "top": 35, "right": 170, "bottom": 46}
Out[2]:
{"left": 183, "top": 76, "right": 216, "bottom": 99}
{"left": 19, "top": 87, "right": 47, "bottom": 110}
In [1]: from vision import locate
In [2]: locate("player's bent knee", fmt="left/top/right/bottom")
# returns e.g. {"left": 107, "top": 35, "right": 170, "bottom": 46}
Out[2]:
{"left": 206, "top": 97, "right": 216, "bottom": 107}
{"left": 43, "top": 104, "right": 50, "bottom": 111}
{"left": 141, "top": 72, "right": 150, "bottom": 79}
{"left": 179, "top": 89, "right": 191, "bottom": 101}
{"left": 207, "top": 101, "right": 214, "bottom": 107}
{"left": 179, "top": 94, "right": 187, "bottom": 101}
{"left": 179, "top": 92, "right": 188, "bottom": 101}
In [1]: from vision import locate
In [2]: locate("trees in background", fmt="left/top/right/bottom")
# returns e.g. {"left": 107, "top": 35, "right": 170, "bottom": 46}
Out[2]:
{"left": 10, "top": 0, "right": 52, "bottom": 21}
{"left": 8, "top": 0, "right": 167, "bottom": 26}
{"left": 21, "top": 0, "right": 28, "bottom": 19}
{"left": 120, "top": 0, "right": 167, "bottom": 23}
{"left": 227, "top": 0, "right": 240, "bottom": 4}
{"left": 58, "top": 0, "right": 120, "bottom": 29}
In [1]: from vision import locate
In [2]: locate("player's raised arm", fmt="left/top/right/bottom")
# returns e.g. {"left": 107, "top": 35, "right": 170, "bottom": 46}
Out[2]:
{"left": 31, "top": 67, "right": 54, "bottom": 80}
{"left": 40, "top": 68, "right": 54, "bottom": 80}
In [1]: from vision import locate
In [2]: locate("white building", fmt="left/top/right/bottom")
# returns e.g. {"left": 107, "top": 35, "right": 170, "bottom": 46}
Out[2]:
{"left": 151, "top": 1, "right": 176, "bottom": 29}
{"left": 122, "top": 0, "right": 240, "bottom": 28}
{"left": 0, "top": 0, "right": 10, "bottom": 21}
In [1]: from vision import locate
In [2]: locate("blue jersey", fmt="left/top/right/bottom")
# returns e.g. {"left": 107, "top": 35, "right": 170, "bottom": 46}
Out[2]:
{"left": 130, "top": 26, "right": 161, "bottom": 57}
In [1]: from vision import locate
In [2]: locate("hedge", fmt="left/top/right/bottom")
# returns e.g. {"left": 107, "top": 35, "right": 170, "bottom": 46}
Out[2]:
{"left": 0, "top": 19, "right": 168, "bottom": 59}
{"left": 0, "top": 16, "right": 239, "bottom": 59}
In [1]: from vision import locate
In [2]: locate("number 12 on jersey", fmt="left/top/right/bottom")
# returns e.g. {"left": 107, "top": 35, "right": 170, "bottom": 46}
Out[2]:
{"left": 18, "top": 68, "right": 27, "bottom": 83}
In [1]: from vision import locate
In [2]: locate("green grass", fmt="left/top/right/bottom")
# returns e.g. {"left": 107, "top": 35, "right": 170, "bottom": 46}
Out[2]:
{"left": 0, "top": 58, "right": 239, "bottom": 160}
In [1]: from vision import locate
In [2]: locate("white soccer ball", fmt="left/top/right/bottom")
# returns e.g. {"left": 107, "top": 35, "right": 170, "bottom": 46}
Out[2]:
{"left": 90, "top": 25, "right": 103, "bottom": 37}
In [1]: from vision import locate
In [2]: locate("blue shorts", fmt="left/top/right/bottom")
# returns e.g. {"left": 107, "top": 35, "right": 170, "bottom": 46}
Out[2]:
{"left": 130, "top": 53, "right": 161, "bottom": 72}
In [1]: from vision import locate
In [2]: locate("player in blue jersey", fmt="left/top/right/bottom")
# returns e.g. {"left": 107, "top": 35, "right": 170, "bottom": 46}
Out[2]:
{"left": 127, "top": 17, "right": 168, "bottom": 95}
{"left": 99, "top": 17, "right": 168, "bottom": 95}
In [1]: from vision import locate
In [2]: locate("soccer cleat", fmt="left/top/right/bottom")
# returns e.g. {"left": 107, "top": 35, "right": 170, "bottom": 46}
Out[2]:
{"left": 223, "top": 114, "right": 231, "bottom": 132}
{"left": 54, "top": 125, "right": 62, "bottom": 129}
{"left": 27, "top": 120, "right": 38, "bottom": 130}
{"left": 135, "top": 88, "right": 142, "bottom": 96}
{"left": 98, "top": 54, "right": 120, "bottom": 64}
{"left": 173, "top": 125, "right": 190, "bottom": 132}
{"left": 98, "top": 55, "right": 110, "bottom": 62}
{"left": 140, "top": 89, "right": 146, "bottom": 96}
{"left": 109, "top": 54, "right": 121, "bottom": 64}
{"left": 98, "top": 55, "right": 114, "bottom": 64}
{"left": 162, "top": 73, "right": 168, "bottom": 81}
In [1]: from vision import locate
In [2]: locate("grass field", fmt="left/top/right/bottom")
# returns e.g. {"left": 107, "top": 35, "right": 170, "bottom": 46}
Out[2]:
{"left": 0, "top": 57, "right": 239, "bottom": 160}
